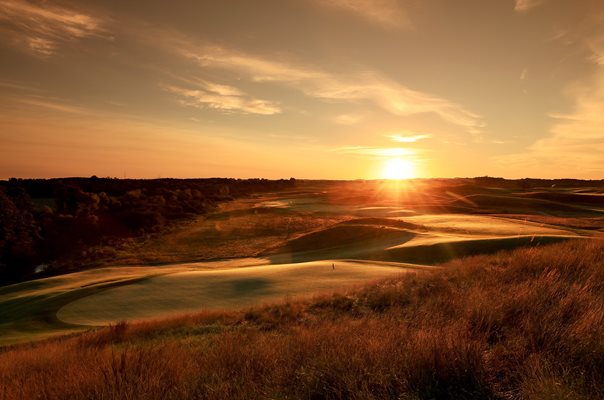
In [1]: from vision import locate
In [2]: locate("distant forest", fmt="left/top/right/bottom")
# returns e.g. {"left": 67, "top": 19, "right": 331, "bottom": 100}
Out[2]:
{"left": 0, "top": 177, "right": 296, "bottom": 285}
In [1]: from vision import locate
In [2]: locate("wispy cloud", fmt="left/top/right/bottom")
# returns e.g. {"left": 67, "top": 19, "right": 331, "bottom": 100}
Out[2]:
{"left": 332, "top": 113, "right": 364, "bottom": 125}
{"left": 332, "top": 146, "right": 416, "bottom": 157}
{"left": 178, "top": 43, "right": 484, "bottom": 135}
{"left": 182, "top": 45, "right": 322, "bottom": 82}
{"left": 520, "top": 68, "right": 528, "bottom": 80}
{"left": 387, "top": 133, "right": 432, "bottom": 143}
{"left": 312, "top": 0, "right": 411, "bottom": 29}
{"left": 162, "top": 81, "right": 281, "bottom": 115}
{"left": 15, "top": 96, "right": 89, "bottom": 114}
{"left": 514, "top": 0, "right": 547, "bottom": 13}
{"left": 0, "top": 80, "right": 44, "bottom": 92}
{"left": 587, "top": 34, "right": 604, "bottom": 66}
{"left": 0, "top": 0, "right": 106, "bottom": 56}
{"left": 497, "top": 29, "right": 604, "bottom": 177}
{"left": 301, "top": 72, "right": 484, "bottom": 135}
{"left": 497, "top": 70, "right": 604, "bottom": 176}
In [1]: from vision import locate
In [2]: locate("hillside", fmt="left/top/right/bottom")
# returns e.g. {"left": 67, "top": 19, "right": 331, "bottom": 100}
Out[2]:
{"left": 2, "top": 179, "right": 604, "bottom": 346}
{"left": 1, "top": 240, "right": 603, "bottom": 399}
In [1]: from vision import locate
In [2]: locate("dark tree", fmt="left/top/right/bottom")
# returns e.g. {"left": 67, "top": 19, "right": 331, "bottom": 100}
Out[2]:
{"left": 0, "top": 188, "right": 39, "bottom": 282}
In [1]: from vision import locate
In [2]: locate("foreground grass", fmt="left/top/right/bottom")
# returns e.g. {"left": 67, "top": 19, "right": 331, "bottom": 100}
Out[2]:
{"left": 1, "top": 240, "right": 603, "bottom": 399}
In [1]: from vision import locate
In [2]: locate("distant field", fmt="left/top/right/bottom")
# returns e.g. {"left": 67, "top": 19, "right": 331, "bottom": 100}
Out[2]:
{"left": 1, "top": 180, "right": 603, "bottom": 345}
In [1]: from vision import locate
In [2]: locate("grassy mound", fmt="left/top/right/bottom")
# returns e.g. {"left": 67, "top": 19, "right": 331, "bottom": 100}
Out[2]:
{"left": 0, "top": 260, "right": 423, "bottom": 345}
{"left": 267, "top": 224, "right": 416, "bottom": 262}
{"left": 337, "top": 217, "right": 426, "bottom": 230}
{"left": 517, "top": 191, "right": 604, "bottom": 205}
{"left": 56, "top": 261, "right": 419, "bottom": 326}
{"left": 450, "top": 194, "right": 601, "bottom": 215}
{"left": 382, "top": 235, "right": 573, "bottom": 264}
{"left": 1, "top": 240, "right": 603, "bottom": 399}
{"left": 275, "top": 225, "right": 415, "bottom": 252}
{"left": 0, "top": 267, "right": 173, "bottom": 345}
{"left": 270, "top": 214, "right": 578, "bottom": 264}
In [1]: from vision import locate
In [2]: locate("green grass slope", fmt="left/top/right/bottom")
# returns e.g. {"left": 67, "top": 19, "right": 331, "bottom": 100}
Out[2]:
{"left": 1, "top": 240, "right": 603, "bottom": 399}
{"left": 0, "top": 260, "right": 426, "bottom": 345}
{"left": 57, "top": 260, "right": 425, "bottom": 326}
{"left": 1, "top": 213, "right": 584, "bottom": 346}
{"left": 450, "top": 194, "right": 604, "bottom": 215}
{"left": 267, "top": 214, "right": 579, "bottom": 263}
{"left": 0, "top": 267, "right": 179, "bottom": 345}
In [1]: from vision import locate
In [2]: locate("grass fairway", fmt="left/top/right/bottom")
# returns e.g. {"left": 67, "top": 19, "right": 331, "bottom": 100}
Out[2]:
{"left": 404, "top": 214, "right": 577, "bottom": 235}
{"left": 266, "top": 214, "right": 580, "bottom": 263}
{"left": 1, "top": 208, "right": 588, "bottom": 346}
{"left": 2, "top": 182, "right": 601, "bottom": 347}
{"left": 57, "top": 260, "right": 427, "bottom": 326}
{"left": 55, "top": 215, "right": 581, "bottom": 328}
{"left": 0, "top": 260, "right": 427, "bottom": 345}
{"left": 0, "top": 267, "right": 181, "bottom": 346}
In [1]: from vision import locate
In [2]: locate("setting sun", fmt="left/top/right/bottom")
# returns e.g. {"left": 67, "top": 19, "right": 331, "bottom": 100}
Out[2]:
{"left": 381, "top": 158, "right": 415, "bottom": 180}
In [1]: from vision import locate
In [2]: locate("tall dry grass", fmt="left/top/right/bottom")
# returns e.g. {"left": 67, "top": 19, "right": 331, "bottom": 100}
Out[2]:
{"left": 1, "top": 240, "right": 603, "bottom": 399}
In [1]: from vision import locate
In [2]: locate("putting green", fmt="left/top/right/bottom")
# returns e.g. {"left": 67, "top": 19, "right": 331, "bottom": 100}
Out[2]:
{"left": 57, "top": 260, "right": 428, "bottom": 326}
{"left": 404, "top": 214, "right": 575, "bottom": 236}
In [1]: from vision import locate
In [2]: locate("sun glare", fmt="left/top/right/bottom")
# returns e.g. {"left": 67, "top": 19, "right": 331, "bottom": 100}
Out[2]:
{"left": 381, "top": 157, "right": 415, "bottom": 180}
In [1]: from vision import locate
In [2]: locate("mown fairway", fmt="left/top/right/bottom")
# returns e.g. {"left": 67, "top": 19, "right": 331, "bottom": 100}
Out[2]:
{"left": 1, "top": 180, "right": 603, "bottom": 346}
{"left": 57, "top": 260, "right": 429, "bottom": 326}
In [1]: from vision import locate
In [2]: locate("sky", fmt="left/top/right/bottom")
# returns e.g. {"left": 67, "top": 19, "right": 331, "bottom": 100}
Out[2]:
{"left": 1, "top": 0, "right": 603, "bottom": 180}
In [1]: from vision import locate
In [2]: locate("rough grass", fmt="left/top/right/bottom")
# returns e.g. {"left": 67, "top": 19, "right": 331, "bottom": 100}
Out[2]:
{"left": 1, "top": 240, "right": 604, "bottom": 399}
{"left": 111, "top": 205, "right": 347, "bottom": 265}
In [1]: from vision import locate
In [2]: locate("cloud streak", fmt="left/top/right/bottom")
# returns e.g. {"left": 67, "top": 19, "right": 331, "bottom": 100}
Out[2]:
{"left": 12, "top": 96, "right": 90, "bottom": 115}
{"left": 0, "top": 0, "right": 106, "bottom": 56}
{"left": 497, "top": 26, "right": 604, "bottom": 178}
{"left": 498, "top": 69, "right": 604, "bottom": 176}
{"left": 162, "top": 81, "right": 281, "bottom": 115}
{"left": 332, "top": 113, "right": 363, "bottom": 125}
{"left": 332, "top": 146, "right": 416, "bottom": 158}
{"left": 181, "top": 45, "right": 322, "bottom": 82}
{"left": 312, "top": 0, "right": 411, "bottom": 29}
{"left": 514, "top": 0, "right": 547, "bottom": 13}
{"left": 387, "top": 133, "right": 432, "bottom": 143}
{"left": 178, "top": 43, "right": 484, "bottom": 134}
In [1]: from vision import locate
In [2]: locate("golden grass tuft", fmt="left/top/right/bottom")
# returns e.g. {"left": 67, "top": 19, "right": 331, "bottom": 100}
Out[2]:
{"left": 1, "top": 240, "right": 604, "bottom": 399}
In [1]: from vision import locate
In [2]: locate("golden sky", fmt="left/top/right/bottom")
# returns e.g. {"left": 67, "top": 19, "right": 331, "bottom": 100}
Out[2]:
{"left": 1, "top": 0, "right": 603, "bottom": 179}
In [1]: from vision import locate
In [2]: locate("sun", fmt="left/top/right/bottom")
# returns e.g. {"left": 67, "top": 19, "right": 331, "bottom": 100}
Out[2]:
{"left": 381, "top": 157, "right": 415, "bottom": 180}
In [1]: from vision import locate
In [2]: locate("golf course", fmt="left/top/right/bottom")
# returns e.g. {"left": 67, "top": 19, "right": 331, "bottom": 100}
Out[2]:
{"left": 2, "top": 179, "right": 602, "bottom": 346}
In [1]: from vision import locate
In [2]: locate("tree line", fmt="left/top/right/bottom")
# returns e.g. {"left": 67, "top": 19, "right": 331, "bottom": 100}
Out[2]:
{"left": 0, "top": 177, "right": 296, "bottom": 284}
